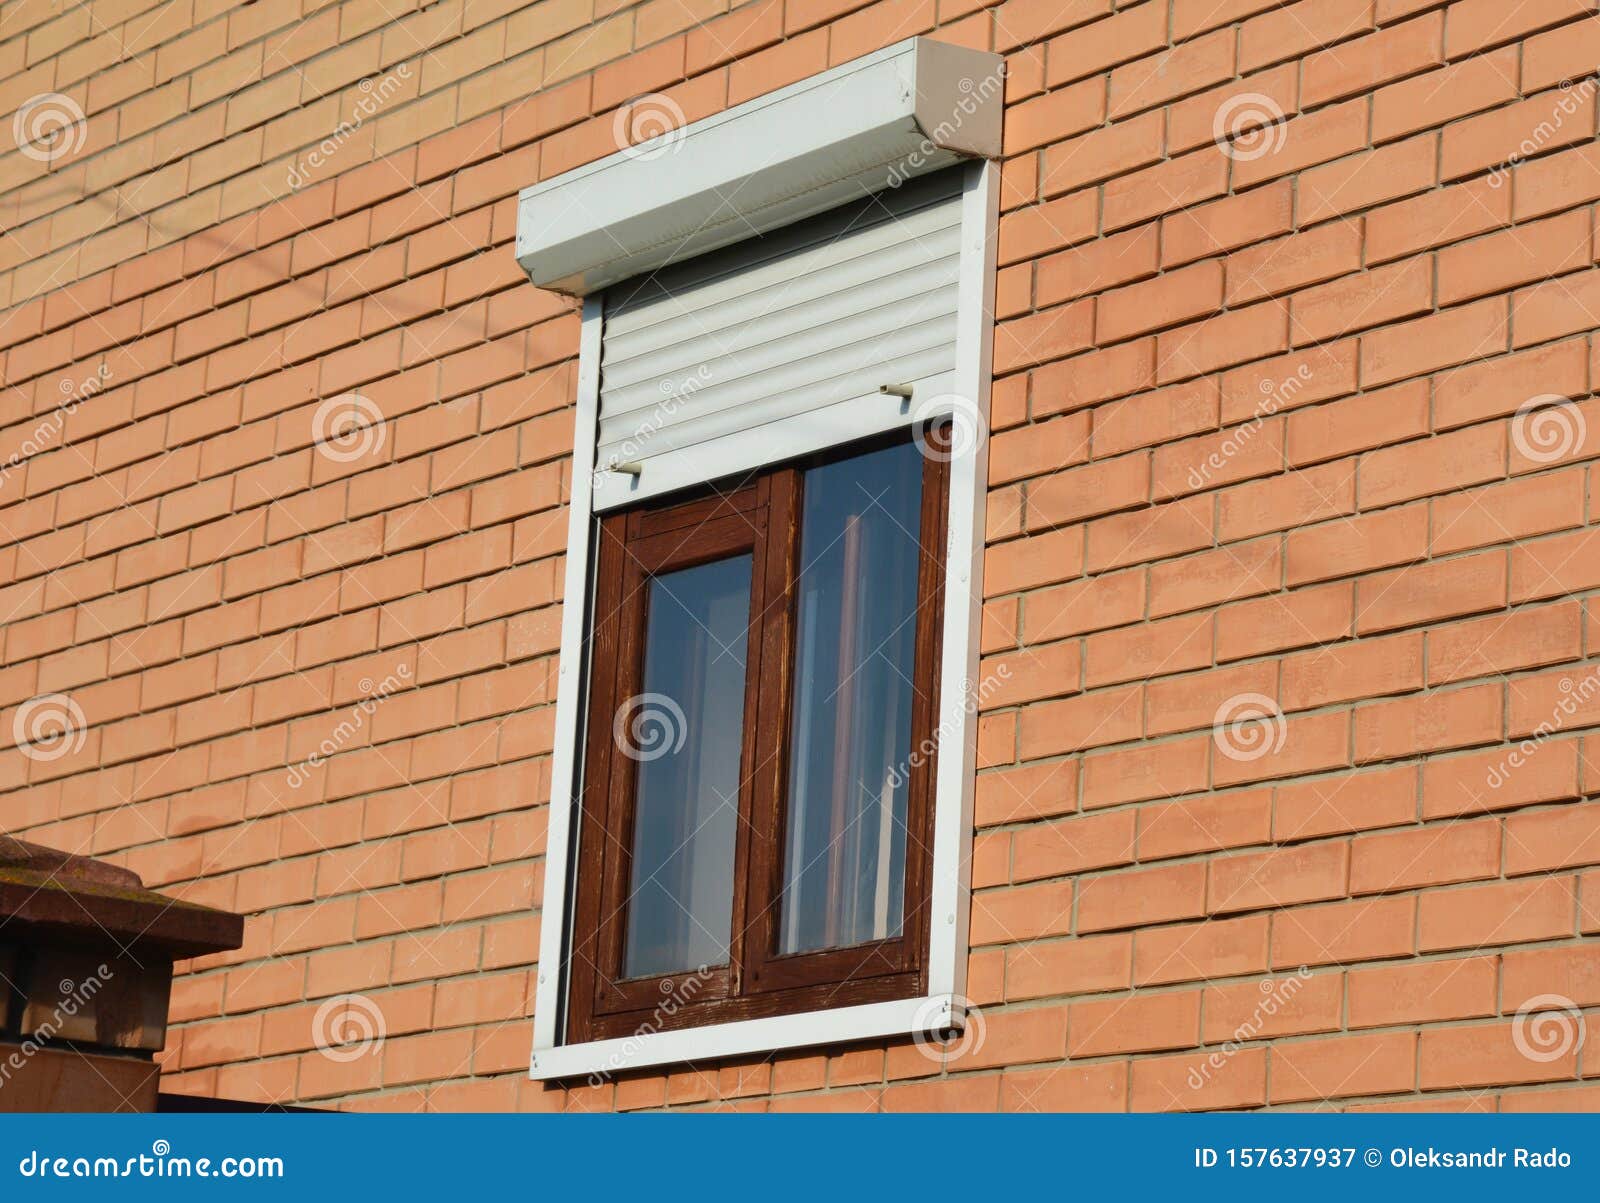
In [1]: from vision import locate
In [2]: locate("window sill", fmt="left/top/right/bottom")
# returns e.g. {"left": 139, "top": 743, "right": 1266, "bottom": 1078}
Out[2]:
{"left": 528, "top": 994, "right": 958, "bottom": 1083}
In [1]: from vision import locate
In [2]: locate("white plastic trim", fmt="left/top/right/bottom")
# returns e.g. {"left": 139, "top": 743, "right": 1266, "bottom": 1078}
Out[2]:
{"left": 529, "top": 161, "right": 996, "bottom": 1083}
{"left": 530, "top": 996, "right": 959, "bottom": 1082}
{"left": 515, "top": 37, "right": 1004, "bottom": 296}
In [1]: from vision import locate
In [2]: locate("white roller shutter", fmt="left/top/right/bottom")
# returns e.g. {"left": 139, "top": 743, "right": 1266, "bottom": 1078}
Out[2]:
{"left": 592, "top": 168, "right": 965, "bottom": 510}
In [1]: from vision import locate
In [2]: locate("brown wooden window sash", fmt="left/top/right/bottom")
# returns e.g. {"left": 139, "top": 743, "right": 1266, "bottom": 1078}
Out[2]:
{"left": 565, "top": 433, "right": 950, "bottom": 1045}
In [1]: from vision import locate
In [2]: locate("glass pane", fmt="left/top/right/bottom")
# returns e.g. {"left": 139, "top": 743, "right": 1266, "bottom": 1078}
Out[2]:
{"left": 621, "top": 554, "right": 752, "bottom": 979}
{"left": 779, "top": 442, "right": 924, "bottom": 955}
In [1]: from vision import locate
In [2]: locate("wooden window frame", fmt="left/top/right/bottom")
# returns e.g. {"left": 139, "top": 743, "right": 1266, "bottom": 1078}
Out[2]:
{"left": 565, "top": 437, "right": 949, "bottom": 1046}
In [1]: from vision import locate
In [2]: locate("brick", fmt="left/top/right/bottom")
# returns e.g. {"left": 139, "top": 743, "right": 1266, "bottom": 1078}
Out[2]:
{"left": 1355, "top": 552, "right": 1509, "bottom": 635}
{"left": 1219, "top": 462, "right": 1357, "bottom": 543}
{"left": 1078, "top": 862, "right": 1208, "bottom": 932}
{"left": 1239, "top": 0, "right": 1374, "bottom": 73}
{"left": 1420, "top": 1022, "right": 1579, "bottom": 1089}
{"left": 1433, "top": 339, "right": 1588, "bottom": 432}
{"left": 1270, "top": 1031, "right": 1417, "bottom": 1103}
{"left": 1444, "top": 0, "right": 1598, "bottom": 58}
{"left": 1349, "top": 818, "right": 1501, "bottom": 893}
{"left": 1506, "top": 802, "right": 1600, "bottom": 874}
{"left": 1131, "top": 1047, "right": 1266, "bottom": 1111}
{"left": 1011, "top": 810, "right": 1136, "bottom": 882}
{"left": 1438, "top": 210, "right": 1592, "bottom": 305}
{"left": 1069, "top": 991, "right": 1201, "bottom": 1056}
{"left": 1226, "top": 221, "right": 1362, "bottom": 307}
{"left": 1035, "top": 226, "right": 1159, "bottom": 308}
{"left": 1000, "top": 1061, "right": 1128, "bottom": 1112}
{"left": 970, "top": 879, "right": 1075, "bottom": 944}
{"left": 1041, "top": 111, "right": 1165, "bottom": 197}
{"left": 1202, "top": 970, "right": 1341, "bottom": 1041}
{"left": 1418, "top": 875, "right": 1576, "bottom": 951}
{"left": 1355, "top": 683, "right": 1504, "bottom": 763}
{"left": 1135, "top": 790, "right": 1274, "bottom": 859}
{"left": 1274, "top": 764, "right": 1418, "bottom": 842}
{"left": 1286, "top": 505, "right": 1429, "bottom": 587}
{"left": 1348, "top": 956, "right": 1498, "bottom": 1028}
{"left": 1422, "top": 737, "right": 1581, "bottom": 818}
{"left": 1440, "top": 88, "right": 1598, "bottom": 183}
{"left": 1007, "top": 933, "right": 1132, "bottom": 1000}
{"left": 1502, "top": 943, "right": 1600, "bottom": 1008}
{"left": 1162, "top": 182, "right": 1294, "bottom": 268}
{"left": 1043, "top": 1, "right": 1168, "bottom": 87}
{"left": 1208, "top": 843, "right": 1350, "bottom": 914}
{"left": 1426, "top": 601, "right": 1584, "bottom": 685}
{"left": 1132, "top": 914, "right": 1269, "bottom": 986}
{"left": 1359, "top": 297, "right": 1508, "bottom": 388}
{"left": 1272, "top": 895, "right": 1416, "bottom": 968}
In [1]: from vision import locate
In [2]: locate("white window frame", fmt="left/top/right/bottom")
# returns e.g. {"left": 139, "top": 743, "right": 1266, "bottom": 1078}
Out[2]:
{"left": 530, "top": 159, "right": 997, "bottom": 1082}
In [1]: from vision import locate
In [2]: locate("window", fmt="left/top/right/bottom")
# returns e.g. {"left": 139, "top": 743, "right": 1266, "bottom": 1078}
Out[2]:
{"left": 518, "top": 36, "right": 1003, "bottom": 1078}
{"left": 566, "top": 436, "right": 948, "bottom": 1044}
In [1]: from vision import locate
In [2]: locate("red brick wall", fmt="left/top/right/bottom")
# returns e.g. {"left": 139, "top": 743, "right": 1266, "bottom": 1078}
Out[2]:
{"left": 5, "top": 0, "right": 1600, "bottom": 1111}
